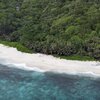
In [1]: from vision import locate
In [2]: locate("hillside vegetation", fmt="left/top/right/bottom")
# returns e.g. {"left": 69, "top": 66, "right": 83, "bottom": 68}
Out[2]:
{"left": 0, "top": 0, "right": 100, "bottom": 60}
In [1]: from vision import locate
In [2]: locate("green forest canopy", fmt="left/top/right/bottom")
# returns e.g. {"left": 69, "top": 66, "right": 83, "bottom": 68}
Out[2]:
{"left": 0, "top": 0, "right": 100, "bottom": 60}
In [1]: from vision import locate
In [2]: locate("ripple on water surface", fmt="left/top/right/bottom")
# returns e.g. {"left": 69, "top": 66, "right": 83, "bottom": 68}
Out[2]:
{"left": 0, "top": 64, "right": 100, "bottom": 100}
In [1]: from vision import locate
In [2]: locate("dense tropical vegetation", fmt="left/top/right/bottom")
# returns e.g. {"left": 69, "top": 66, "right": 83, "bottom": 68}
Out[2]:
{"left": 0, "top": 0, "right": 100, "bottom": 60}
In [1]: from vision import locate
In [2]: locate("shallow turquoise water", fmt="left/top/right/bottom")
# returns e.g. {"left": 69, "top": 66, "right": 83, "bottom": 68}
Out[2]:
{"left": 0, "top": 64, "right": 100, "bottom": 100}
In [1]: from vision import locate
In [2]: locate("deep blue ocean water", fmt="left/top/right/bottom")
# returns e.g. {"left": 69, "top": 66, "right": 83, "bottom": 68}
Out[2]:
{"left": 0, "top": 64, "right": 100, "bottom": 100}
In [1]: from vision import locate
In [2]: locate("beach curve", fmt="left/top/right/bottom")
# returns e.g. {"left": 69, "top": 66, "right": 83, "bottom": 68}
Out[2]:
{"left": 0, "top": 44, "right": 100, "bottom": 77}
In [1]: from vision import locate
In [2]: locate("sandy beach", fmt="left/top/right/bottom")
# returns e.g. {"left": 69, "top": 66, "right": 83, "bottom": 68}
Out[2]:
{"left": 0, "top": 44, "right": 100, "bottom": 76}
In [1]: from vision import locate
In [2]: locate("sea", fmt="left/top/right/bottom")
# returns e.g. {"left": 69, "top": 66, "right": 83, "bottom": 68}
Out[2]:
{"left": 0, "top": 63, "right": 100, "bottom": 100}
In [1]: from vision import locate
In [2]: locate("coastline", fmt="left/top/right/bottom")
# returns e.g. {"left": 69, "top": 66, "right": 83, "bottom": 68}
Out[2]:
{"left": 0, "top": 41, "right": 95, "bottom": 61}
{"left": 0, "top": 43, "right": 100, "bottom": 77}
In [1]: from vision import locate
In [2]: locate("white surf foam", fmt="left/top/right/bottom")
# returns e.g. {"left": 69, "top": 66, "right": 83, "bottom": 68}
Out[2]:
{"left": 0, "top": 44, "right": 100, "bottom": 77}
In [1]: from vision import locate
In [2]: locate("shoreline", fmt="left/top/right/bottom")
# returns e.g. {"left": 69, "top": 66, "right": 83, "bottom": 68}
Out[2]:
{"left": 0, "top": 41, "right": 95, "bottom": 61}
{"left": 0, "top": 44, "right": 100, "bottom": 77}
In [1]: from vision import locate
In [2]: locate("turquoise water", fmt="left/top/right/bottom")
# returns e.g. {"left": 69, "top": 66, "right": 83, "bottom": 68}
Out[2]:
{"left": 0, "top": 64, "right": 100, "bottom": 100}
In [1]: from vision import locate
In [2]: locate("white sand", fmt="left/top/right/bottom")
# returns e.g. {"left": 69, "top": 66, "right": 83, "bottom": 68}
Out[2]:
{"left": 0, "top": 44, "right": 100, "bottom": 76}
